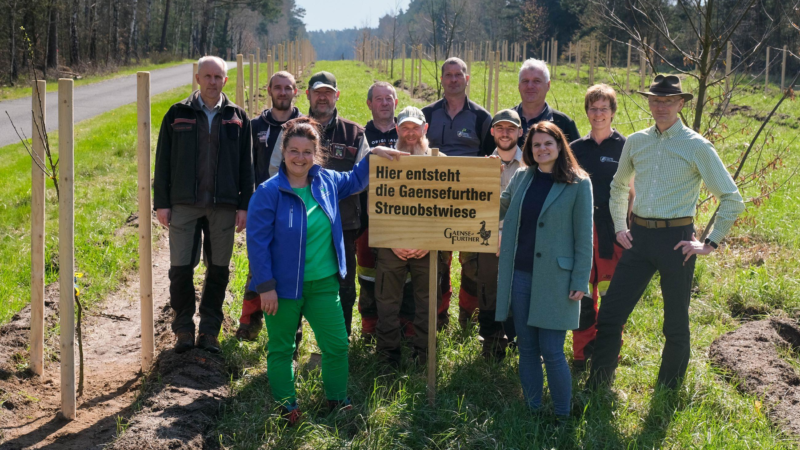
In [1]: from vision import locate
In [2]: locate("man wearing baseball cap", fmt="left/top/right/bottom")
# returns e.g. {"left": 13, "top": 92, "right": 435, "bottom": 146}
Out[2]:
{"left": 587, "top": 75, "right": 744, "bottom": 391}
{"left": 374, "top": 106, "right": 445, "bottom": 369}
{"left": 268, "top": 71, "right": 371, "bottom": 337}
{"left": 460, "top": 109, "right": 526, "bottom": 360}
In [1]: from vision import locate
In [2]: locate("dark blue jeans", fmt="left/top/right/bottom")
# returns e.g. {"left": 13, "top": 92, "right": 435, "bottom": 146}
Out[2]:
{"left": 511, "top": 270, "right": 571, "bottom": 416}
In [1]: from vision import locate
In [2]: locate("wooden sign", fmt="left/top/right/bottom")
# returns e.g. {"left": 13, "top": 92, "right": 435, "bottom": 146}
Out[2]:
{"left": 368, "top": 155, "right": 501, "bottom": 252}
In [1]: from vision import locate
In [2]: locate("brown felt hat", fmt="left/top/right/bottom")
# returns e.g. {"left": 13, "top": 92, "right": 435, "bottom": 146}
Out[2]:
{"left": 638, "top": 75, "right": 693, "bottom": 101}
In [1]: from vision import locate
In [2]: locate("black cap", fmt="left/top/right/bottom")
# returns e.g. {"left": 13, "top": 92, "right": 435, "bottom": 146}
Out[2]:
{"left": 491, "top": 109, "right": 522, "bottom": 127}
{"left": 308, "top": 71, "right": 338, "bottom": 91}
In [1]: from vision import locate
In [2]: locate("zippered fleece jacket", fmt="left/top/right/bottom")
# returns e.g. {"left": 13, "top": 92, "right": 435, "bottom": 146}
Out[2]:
{"left": 246, "top": 156, "right": 371, "bottom": 300}
{"left": 154, "top": 92, "right": 254, "bottom": 210}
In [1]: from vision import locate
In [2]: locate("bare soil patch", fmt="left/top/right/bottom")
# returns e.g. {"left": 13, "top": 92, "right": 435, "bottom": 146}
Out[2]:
{"left": 393, "top": 80, "right": 438, "bottom": 103}
{"left": 0, "top": 231, "right": 231, "bottom": 450}
{"left": 710, "top": 318, "right": 800, "bottom": 436}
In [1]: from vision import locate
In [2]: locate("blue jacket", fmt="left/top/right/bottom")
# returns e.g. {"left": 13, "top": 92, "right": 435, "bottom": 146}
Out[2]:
{"left": 495, "top": 167, "right": 594, "bottom": 330}
{"left": 246, "top": 156, "right": 370, "bottom": 299}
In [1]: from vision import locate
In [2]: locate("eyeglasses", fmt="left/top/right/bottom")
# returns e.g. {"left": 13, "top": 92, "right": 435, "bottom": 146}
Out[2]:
{"left": 588, "top": 107, "right": 612, "bottom": 114}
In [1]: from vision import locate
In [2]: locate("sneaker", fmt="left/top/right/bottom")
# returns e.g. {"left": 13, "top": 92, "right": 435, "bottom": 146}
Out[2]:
{"left": 279, "top": 403, "right": 303, "bottom": 426}
{"left": 196, "top": 333, "right": 221, "bottom": 354}
{"left": 327, "top": 397, "right": 353, "bottom": 413}
{"left": 234, "top": 320, "right": 263, "bottom": 342}
{"left": 174, "top": 331, "right": 195, "bottom": 354}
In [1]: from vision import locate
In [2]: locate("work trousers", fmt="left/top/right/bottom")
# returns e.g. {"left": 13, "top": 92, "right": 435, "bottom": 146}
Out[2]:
{"left": 588, "top": 221, "right": 696, "bottom": 389}
{"left": 168, "top": 204, "right": 235, "bottom": 336}
{"left": 263, "top": 275, "right": 349, "bottom": 406}
{"left": 460, "top": 251, "right": 508, "bottom": 358}
{"left": 375, "top": 249, "right": 442, "bottom": 362}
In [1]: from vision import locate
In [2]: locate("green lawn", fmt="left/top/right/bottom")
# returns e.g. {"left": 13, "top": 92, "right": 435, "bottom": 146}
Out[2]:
{"left": 0, "top": 58, "right": 194, "bottom": 102}
{"left": 1, "top": 56, "right": 798, "bottom": 448}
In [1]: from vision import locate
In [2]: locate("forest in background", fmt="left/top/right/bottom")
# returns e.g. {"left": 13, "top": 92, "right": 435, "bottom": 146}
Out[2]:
{"left": 1, "top": 0, "right": 308, "bottom": 84}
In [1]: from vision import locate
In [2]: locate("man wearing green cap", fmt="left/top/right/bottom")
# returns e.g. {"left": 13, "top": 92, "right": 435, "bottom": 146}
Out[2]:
{"left": 460, "top": 109, "right": 526, "bottom": 360}
{"left": 374, "top": 106, "right": 445, "bottom": 368}
{"left": 268, "top": 71, "right": 371, "bottom": 337}
{"left": 588, "top": 75, "right": 744, "bottom": 390}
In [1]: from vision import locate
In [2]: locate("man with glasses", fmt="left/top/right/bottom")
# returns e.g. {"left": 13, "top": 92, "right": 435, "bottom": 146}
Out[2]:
{"left": 587, "top": 75, "right": 744, "bottom": 391}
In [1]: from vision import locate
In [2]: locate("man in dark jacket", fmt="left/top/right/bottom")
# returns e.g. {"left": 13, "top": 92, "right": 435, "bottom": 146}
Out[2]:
{"left": 421, "top": 57, "right": 493, "bottom": 330}
{"left": 154, "top": 56, "right": 254, "bottom": 354}
{"left": 235, "top": 71, "right": 302, "bottom": 341}
{"left": 269, "top": 71, "right": 371, "bottom": 337}
{"left": 515, "top": 58, "right": 581, "bottom": 146}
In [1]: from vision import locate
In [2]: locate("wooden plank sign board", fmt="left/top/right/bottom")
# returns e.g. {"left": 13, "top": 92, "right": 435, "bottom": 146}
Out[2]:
{"left": 368, "top": 155, "right": 501, "bottom": 252}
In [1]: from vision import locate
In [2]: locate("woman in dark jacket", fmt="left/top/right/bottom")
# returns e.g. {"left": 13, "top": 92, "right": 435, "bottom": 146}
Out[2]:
{"left": 495, "top": 121, "right": 593, "bottom": 420}
{"left": 246, "top": 117, "right": 404, "bottom": 425}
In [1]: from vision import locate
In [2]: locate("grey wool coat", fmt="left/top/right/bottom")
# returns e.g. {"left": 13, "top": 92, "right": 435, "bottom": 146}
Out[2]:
{"left": 495, "top": 167, "right": 594, "bottom": 331}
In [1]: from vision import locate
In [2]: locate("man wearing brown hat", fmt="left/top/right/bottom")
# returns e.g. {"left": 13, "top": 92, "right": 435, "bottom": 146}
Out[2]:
{"left": 459, "top": 109, "right": 526, "bottom": 360}
{"left": 587, "top": 75, "right": 744, "bottom": 390}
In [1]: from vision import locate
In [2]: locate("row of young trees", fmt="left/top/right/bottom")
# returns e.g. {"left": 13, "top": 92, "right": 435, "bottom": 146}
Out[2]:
{"left": 2, "top": 0, "right": 309, "bottom": 84}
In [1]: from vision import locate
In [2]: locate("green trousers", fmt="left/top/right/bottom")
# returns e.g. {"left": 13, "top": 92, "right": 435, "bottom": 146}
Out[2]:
{"left": 263, "top": 274, "right": 349, "bottom": 406}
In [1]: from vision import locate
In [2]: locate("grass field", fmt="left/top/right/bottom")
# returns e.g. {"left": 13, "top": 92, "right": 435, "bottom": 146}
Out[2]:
{"left": 1, "top": 56, "right": 799, "bottom": 448}
{"left": 0, "top": 58, "right": 194, "bottom": 102}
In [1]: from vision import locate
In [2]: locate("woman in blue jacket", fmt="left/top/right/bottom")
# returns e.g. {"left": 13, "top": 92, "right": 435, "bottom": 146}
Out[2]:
{"left": 495, "top": 121, "right": 593, "bottom": 420}
{"left": 246, "top": 117, "right": 405, "bottom": 425}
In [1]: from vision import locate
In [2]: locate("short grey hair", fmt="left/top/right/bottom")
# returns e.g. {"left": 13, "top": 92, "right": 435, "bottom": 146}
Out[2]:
{"left": 519, "top": 58, "right": 550, "bottom": 83}
{"left": 198, "top": 56, "right": 228, "bottom": 73}
{"left": 441, "top": 57, "right": 468, "bottom": 76}
{"left": 367, "top": 81, "right": 397, "bottom": 101}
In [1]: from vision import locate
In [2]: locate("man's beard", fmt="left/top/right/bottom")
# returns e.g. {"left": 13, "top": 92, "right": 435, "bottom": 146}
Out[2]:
{"left": 271, "top": 97, "right": 293, "bottom": 111}
{"left": 396, "top": 136, "right": 430, "bottom": 155}
{"left": 495, "top": 139, "right": 517, "bottom": 152}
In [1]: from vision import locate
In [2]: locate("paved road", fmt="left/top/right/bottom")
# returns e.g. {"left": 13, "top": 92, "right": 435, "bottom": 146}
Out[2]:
{"left": 0, "top": 62, "right": 239, "bottom": 148}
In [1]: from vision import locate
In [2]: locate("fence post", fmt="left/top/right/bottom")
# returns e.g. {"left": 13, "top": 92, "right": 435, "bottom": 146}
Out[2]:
{"left": 410, "top": 47, "right": 416, "bottom": 93}
{"left": 255, "top": 48, "right": 260, "bottom": 114}
{"left": 486, "top": 51, "right": 494, "bottom": 111}
{"left": 192, "top": 62, "right": 198, "bottom": 92}
{"left": 589, "top": 40, "right": 595, "bottom": 85}
{"left": 494, "top": 50, "right": 500, "bottom": 114}
{"left": 137, "top": 72, "right": 154, "bottom": 373}
{"left": 781, "top": 45, "right": 787, "bottom": 92}
{"left": 575, "top": 41, "right": 581, "bottom": 83}
{"left": 626, "top": 40, "right": 632, "bottom": 91}
{"left": 418, "top": 45, "right": 422, "bottom": 90}
{"left": 725, "top": 41, "right": 732, "bottom": 94}
{"left": 764, "top": 47, "right": 770, "bottom": 94}
{"left": 401, "top": 44, "right": 406, "bottom": 88}
{"left": 640, "top": 39, "right": 647, "bottom": 90}
{"left": 31, "top": 80, "right": 46, "bottom": 378}
{"left": 58, "top": 78, "right": 76, "bottom": 421}
{"left": 236, "top": 54, "right": 244, "bottom": 108}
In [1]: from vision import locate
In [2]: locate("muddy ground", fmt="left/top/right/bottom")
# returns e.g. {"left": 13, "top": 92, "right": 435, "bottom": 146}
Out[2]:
{"left": 710, "top": 317, "right": 800, "bottom": 437}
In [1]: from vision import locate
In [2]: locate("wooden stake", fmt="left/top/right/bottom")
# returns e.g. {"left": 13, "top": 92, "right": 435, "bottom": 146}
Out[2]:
{"left": 236, "top": 54, "right": 244, "bottom": 108}
{"left": 192, "top": 62, "right": 198, "bottom": 92}
{"left": 640, "top": 39, "right": 647, "bottom": 90}
{"left": 494, "top": 50, "right": 500, "bottom": 114}
{"left": 255, "top": 48, "right": 260, "bottom": 114}
{"left": 249, "top": 54, "right": 255, "bottom": 115}
{"left": 553, "top": 40, "right": 558, "bottom": 81}
{"left": 626, "top": 40, "right": 632, "bottom": 91}
{"left": 418, "top": 45, "right": 422, "bottom": 90}
{"left": 58, "top": 78, "right": 76, "bottom": 421}
{"left": 267, "top": 53, "right": 273, "bottom": 109}
{"left": 30, "top": 80, "right": 45, "bottom": 377}
{"left": 764, "top": 47, "right": 770, "bottom": 93}
{"left": 589, "top": 40, "right": 595, "bottom": 85}
{"left": 137, "top": 72, "right": 154, "bottom": 373}
{"left": 426, "top": 148, "right": 440, "bottom": 406}
{"left": 575, "top": 41, "right": 581, "bottom": 83}
{"left": 401, "top": 44, "right": 406, "bottom": 88}
{"left": 781, "top": 45, "right": 787, "bottom": 92}
{"left": 523, "top": 42, "right": 527, "bottom": 61}
{"left": 725, "top": 41, "right": 732, "bottom": 94}
{"left": 486, "top": 51, "right": 494, "bottom": 111}
{"left": 410, "top": 48, "right": 416, "bottom": 93}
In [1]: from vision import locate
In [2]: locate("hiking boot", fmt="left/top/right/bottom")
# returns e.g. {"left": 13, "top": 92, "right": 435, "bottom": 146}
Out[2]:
{"left": 279, "top": 403, "right": 303, "bottom": 426}
{"left": 234, "top": 320, "right": 263, "bottom": 342}
{"left": 196, "top": 333, "right": 221, "bottom": 354}
{"left": 327, "top": 397, "right": 353, "bottom": 413}
{"left": 174, "top": 331, "right": 195, "bottom": 354}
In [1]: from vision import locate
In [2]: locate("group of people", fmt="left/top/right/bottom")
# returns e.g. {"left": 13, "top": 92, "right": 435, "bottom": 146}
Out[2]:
{"left": 153, "top": 54, "right": 744, "bottom": 425}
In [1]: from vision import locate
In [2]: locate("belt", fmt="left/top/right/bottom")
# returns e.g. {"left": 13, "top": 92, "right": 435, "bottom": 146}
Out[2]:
{"left": 632, "top": 216, "right": 693, "bottom": 229}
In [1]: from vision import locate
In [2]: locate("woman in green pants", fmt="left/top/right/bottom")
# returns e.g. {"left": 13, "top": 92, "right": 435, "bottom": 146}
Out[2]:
{"left": 246, "top": 117, "right": 405, "bottom": 425}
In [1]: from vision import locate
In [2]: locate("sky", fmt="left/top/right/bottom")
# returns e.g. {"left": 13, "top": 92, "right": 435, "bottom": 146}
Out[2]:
{"left": 297, "top": 0, "right": 412, "bottom": 32}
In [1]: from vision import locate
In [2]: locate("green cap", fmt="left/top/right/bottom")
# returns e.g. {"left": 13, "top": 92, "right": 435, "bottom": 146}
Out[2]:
{"left": 308, "top": 71, "right": 338, "bottom": 91}
{"left": 397, "top": 106, "right": 426, "bottom": 125}
{"left": 491, "top": 109, "right": 522, "bottom": 127}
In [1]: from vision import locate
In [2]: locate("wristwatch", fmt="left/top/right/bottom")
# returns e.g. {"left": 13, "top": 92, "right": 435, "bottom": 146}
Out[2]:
{"left": 704, "top": 238, "right": 718, "bottom": 249}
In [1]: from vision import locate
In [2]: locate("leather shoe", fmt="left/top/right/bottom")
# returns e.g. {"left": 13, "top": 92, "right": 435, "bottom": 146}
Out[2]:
{"left": 196, "top": 333, "right": 221, "bottom": 354}
{"left": 174, "top": 331, "right": 195, "bottom": 354}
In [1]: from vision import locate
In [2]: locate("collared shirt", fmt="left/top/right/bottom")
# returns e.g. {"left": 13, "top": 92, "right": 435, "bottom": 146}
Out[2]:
{"left": 515, "top": 102, "right": 581, "bottom": 147}
{"left": 492, "top": 145, "right": 525, "bottom": 232}
{"left": 422, "top": 95, "right": 494, "bottom": 157}
{"left": 197, "top": 94, "right": 224, "bottom": 128}
{"left": 610, "top": 120, "right": 744, "bottom": 244}
{"left": 570, "top": 130, "right": 626, "bottom": 207}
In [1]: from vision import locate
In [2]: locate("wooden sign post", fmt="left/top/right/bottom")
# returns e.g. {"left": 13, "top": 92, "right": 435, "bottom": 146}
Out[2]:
{"left": 58, "top": 79, "right": 76, "bottom": 420}
{"left": 137, "top": 72, "right": 154, "bottom": 373}
{"left": 368, "top": 155, "right": 501, "bottom": 405}
{"left": 192, "top": 62, "right": 198, "bottom": 92}
{"left": 31, "top": 80, "right": 46, "bottom": 377}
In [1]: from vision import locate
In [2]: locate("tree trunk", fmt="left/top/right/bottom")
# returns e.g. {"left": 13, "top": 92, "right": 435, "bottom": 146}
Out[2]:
{"left": 70, "top": 0, "right": 80, "bottom": 66}
{"left": 47, "top": 1, "right": 58, "bottom": 69}
{"left": 112, "top": 0, "right": 119, "bottom": 62}
{"left": 159, "top": 0, "right": 170, "bottom": 52}
{"left": 126, "top": 0, "right": 139, "bottom": 63}
{"left": 9, "top": 0, "right": 18, "bottom": 82}
{"left": 221, "top": 8, "right": 230, "bottom": 59}
{"left": 199, "top": 0, "right": 211, "bottom": 57}
{"left": 144, "top": 0, "right": 152, "bottom": 54}
{"left": 89, "top": 0, "right": 97, "bottom": 61}
{"left": 206, "top": 6, "right": 217, "bottom": 55}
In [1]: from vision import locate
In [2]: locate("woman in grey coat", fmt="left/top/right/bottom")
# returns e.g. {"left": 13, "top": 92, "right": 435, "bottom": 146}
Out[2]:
{"left": 495, "top": 121, "right": 593, "bottom": 420}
